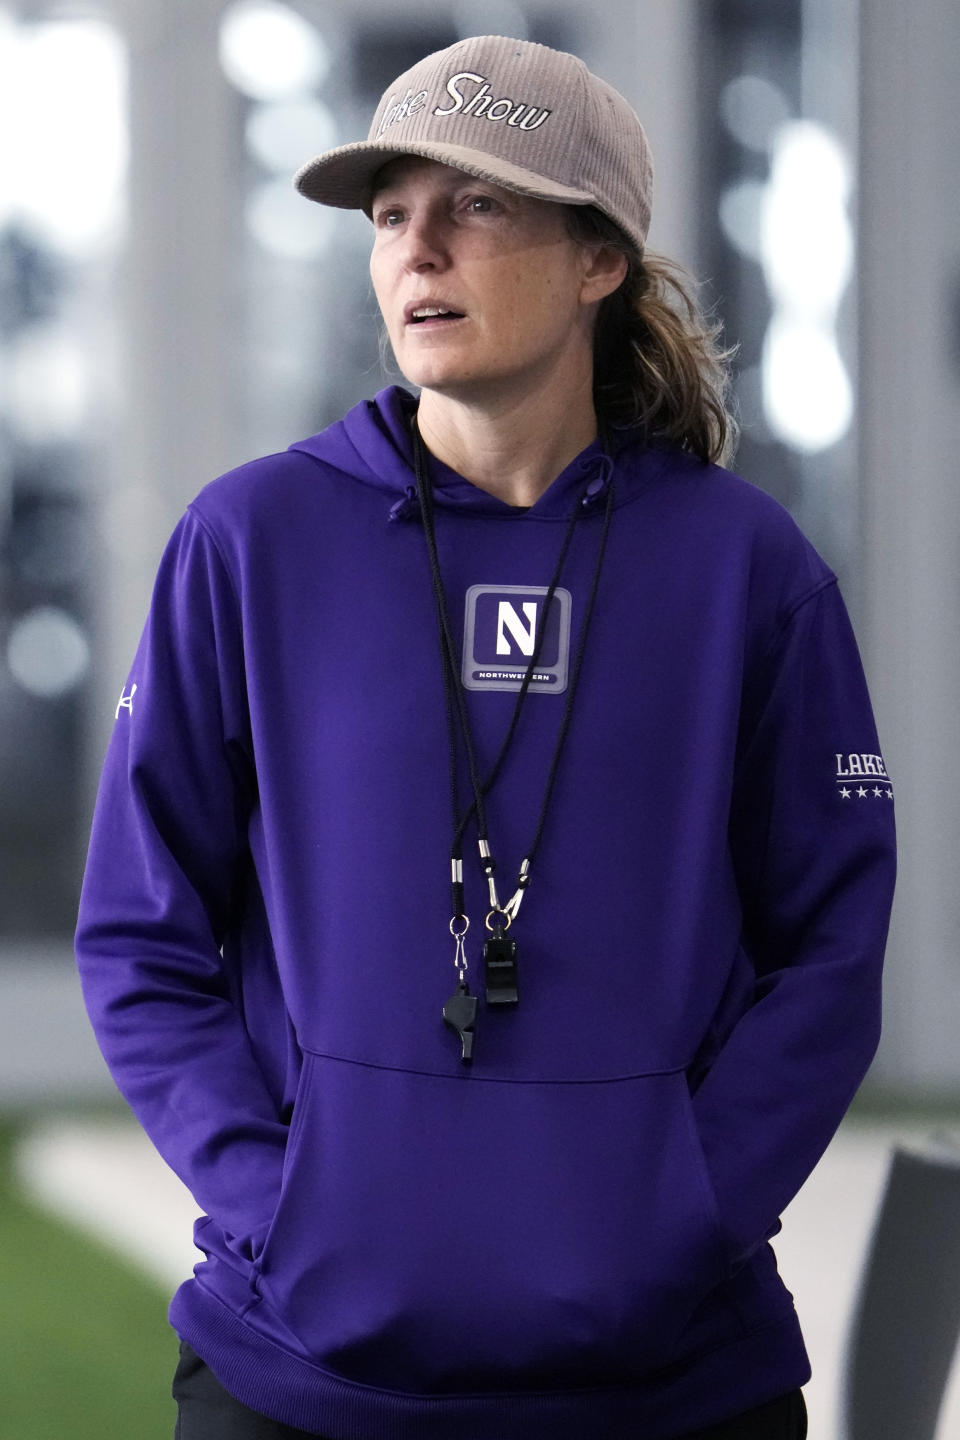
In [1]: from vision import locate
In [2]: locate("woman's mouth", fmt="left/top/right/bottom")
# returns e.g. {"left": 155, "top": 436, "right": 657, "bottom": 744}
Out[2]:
{"left": 408, "top": 306, "right": 466, "bottom": 325}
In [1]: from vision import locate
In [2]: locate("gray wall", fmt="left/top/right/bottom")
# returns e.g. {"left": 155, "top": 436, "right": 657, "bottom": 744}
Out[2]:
{"left": 858, "top": 0, "right": 960, "bottom": 1095}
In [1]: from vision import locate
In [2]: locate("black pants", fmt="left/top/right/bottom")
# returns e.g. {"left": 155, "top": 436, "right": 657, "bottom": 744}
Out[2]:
{"left": 173, "top": 1342, "right": 807, "bottom": 1439}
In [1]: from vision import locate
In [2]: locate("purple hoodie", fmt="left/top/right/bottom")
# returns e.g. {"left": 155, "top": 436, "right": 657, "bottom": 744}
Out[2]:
{"left": 76, "top": 386, "right": 895, "bottom": 1438}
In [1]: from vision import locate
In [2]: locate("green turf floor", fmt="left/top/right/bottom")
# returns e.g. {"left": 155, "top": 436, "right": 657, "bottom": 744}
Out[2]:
{"left": 0, "top": 1118, "right": 176, "bottom": 1440}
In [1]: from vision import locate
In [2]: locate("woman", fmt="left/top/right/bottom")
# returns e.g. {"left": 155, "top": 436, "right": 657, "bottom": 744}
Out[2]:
{"left": 76, "top": 34, "right": 895, "bottom": 1440}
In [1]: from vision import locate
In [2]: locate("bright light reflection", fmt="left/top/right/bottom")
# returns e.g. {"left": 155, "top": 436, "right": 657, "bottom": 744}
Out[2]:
{"left": 761, "top": 121, "right": 852, "bottom": 315}
{"left": 246, "top": 100, "right": 338, "bottom": 174}
{"left": 246, "top": 178, "right": 335, "bottom": 259}
{"left": 0, "top": 9, "right": 17, "bottom": 230}
{"left": 0, "top": 19, "right": 127, "bottom": 255}
{"left": 759, "top": 121, "right": 854, "bottom": 453}
{"left": 762, "top": 320, "right": 853, "bottom": 454}
{"left": 5, "top": 324, "right": 90, "bottom": 443}
{"left": 7, "top": 605, "right": 90, "bottom": 699}
{"left": 219, "top": 1, "right": 330, "bottom": 101}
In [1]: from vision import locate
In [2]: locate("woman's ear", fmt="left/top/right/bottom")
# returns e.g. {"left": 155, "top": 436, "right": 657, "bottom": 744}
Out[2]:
{"left": 579, "top": 245, "right": 629, "bottom": 306}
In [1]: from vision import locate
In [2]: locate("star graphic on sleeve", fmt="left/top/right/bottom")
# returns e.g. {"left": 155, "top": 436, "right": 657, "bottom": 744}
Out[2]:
{"left": 886, "top": 789, "right": 894, "bottom": 799}
{"left": 840, "top": 787, "right": 852, "bottom": 798}
{"left": 873, "top": 787, "right": 883, "bottom": 797}
{"left": 856, "top": 786, "right": 868, "bottom": 798}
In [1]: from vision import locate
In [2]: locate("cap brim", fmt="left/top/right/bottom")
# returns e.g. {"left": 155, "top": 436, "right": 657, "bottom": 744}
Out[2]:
{"left": 294, "top": 139, "right": 597, "bottom": 215}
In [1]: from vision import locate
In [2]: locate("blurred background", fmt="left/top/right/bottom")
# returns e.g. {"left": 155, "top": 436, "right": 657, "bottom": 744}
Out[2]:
{"left": 0, "top": 0, "right": 958, "bottom": 1436}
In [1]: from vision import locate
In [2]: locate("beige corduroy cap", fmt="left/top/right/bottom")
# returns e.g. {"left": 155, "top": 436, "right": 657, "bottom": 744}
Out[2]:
{"left": 294, "top": 35, "right": 654, "bottom": 254}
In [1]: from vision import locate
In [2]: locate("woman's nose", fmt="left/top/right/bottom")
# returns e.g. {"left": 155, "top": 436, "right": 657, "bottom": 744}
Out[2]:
{"left": 400, "top": 210, "right": 449, "bottom": 272}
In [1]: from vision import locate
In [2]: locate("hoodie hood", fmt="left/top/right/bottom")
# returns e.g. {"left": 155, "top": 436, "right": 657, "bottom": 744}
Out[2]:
{"left": 288, "top": 385, "right": 626, "bottom": 521}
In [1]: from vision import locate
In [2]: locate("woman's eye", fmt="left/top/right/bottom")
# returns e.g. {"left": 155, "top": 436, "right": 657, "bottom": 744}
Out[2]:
{"left": 376, "top": 207, "right": 405, "bottom": 227}
{"left": 466, "top": 195, "right": 495, "bottom": 213}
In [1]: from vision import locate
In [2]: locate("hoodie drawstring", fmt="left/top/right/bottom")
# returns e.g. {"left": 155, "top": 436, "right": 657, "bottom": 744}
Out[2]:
{"left": 388, "top": 485, "right": 419, "bottom": 523}
{"left": 580, "top": 451, "right": 615, "bottom": 508}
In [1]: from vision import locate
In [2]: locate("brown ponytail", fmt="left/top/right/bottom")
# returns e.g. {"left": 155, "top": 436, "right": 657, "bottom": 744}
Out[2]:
{"left": 566, "top": 208, "right": 738, "bottom": 466}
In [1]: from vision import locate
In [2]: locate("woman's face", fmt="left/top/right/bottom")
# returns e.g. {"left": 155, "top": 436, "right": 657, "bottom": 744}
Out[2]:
{"left": 369, "top": 158, "right": 604, "bottom": 404}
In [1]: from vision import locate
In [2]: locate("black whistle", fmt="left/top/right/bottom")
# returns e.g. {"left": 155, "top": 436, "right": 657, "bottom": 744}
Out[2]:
{"left": 443, "top": 982, "right": 477, "bottom": 1063}
{"left": 484, "top": 930, "right": 519, "bottom": 1006}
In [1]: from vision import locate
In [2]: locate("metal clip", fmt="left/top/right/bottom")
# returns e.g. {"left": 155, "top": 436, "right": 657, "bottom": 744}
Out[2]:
{"left": 502, "top": 858, "right": 531, "bottom": 923}
{"left": 449, "top": 914, "right": 470, "bottom": 984}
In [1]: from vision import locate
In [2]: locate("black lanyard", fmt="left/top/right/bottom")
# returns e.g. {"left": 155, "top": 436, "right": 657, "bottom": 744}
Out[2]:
{"left": 410, "top": 417, "right": 615, "bottom": 1062}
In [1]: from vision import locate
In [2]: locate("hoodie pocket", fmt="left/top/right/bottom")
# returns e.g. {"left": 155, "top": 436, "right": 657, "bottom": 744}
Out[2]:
{"left": 253, "top": 1052, "right": 730, "bottom": 1393}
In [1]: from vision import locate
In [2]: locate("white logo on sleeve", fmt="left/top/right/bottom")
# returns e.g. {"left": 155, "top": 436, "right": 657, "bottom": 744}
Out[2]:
{"left": 115, "top": 683, "right": 137, "bottom": 718}
{"left": 835, "top": 752, "right": 893, "bottom": 800}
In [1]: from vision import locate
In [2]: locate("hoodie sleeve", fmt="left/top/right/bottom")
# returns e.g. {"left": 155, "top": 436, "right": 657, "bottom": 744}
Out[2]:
{"left": 75, "top": 507, "right": 287, "bottom": 1257}
{"left": 691, "top": 577, "right": 896, "bottom": 1269}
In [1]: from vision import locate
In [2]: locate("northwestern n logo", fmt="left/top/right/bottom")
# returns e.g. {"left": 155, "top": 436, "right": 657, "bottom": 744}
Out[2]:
{"left": 496, "top": 600, "right": 537, "bottom": 656}
{"left": 462, "top": 584, "right": 572, "bottom": 693}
